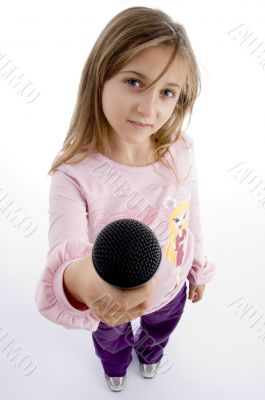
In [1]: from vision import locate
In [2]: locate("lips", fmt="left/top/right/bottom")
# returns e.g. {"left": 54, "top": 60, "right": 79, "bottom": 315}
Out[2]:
{"left": 129, "top": 120, "right": 152, "bottom": 127}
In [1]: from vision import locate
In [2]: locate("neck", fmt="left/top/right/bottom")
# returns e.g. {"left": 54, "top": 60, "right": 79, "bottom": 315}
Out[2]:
{"left": 106, "top": 136, "right": 156, "bottom": 166}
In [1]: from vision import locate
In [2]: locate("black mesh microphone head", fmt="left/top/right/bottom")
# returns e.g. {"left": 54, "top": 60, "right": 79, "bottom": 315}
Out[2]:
{"left": 91, "top": 218, "right": 162, "bottom": 289}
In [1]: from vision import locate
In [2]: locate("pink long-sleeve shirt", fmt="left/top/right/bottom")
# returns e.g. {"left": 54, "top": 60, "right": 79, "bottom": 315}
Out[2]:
{"left": 35, "top": 132, "right": 216, "bottom": 331}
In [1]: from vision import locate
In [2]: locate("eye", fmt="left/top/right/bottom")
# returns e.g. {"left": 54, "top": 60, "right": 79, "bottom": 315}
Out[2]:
{"left": 124, "top": 78, "right": 176, "bottom": 98}
{"left": 125, "top": 78, "right": 141, "bottom": 88}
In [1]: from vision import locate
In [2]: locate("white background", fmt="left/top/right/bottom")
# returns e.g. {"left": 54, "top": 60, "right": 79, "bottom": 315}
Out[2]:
{"left": 0, "top": 0, "right": 265, "bottom": 398}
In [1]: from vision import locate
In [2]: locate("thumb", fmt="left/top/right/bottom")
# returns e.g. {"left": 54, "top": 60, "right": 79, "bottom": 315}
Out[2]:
{"left": 188, "top": 286, "right": 196, "bottom": 300}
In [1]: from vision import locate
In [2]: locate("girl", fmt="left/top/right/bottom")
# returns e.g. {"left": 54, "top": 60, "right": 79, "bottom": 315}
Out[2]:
{"left": 35, "top": 6, "right": 216, "bottom": 392}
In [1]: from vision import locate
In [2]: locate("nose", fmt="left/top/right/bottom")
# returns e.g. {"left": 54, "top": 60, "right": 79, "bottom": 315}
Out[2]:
{"left": 136, "top": 89, "right": 158, "bottom": 118}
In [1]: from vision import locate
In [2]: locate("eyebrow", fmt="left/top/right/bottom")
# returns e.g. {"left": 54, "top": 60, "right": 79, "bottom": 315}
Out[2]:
{"left": 120, "top": 70, "right": 181, "bottom": 88}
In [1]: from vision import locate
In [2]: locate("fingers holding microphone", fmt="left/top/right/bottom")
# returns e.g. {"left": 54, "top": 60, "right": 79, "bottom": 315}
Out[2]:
{"left": 89, "top": 219, "right": 161, "bottom": 327}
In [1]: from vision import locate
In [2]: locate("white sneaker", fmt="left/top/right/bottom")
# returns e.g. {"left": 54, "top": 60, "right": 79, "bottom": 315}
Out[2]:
{"left": 140, "top": 360, "right": 161, "bottom": 378}
{"left": 104, "top": 373, "right": 127, "bottom": 391}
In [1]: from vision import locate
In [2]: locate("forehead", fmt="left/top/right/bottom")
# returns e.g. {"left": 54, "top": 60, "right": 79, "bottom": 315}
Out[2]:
{"left": 120, "top": 45, "right": 187, "bottom": 87}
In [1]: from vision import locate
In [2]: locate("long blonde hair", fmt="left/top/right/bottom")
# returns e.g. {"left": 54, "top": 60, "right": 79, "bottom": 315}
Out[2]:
{"left": 47, "top": 6, "right": 200, "bottom": 181}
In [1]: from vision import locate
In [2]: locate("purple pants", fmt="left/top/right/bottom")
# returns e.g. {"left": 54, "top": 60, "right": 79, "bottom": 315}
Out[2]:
{"left": 91, "top": 281, "right": 187, "bottom": 376}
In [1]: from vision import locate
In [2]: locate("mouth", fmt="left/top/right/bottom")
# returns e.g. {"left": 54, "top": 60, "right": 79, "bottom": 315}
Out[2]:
{"left": 128, "top": 120, "right": 153, "bottom": 128}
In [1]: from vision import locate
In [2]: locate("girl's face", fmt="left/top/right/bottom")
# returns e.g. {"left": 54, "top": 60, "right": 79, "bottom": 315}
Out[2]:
{"left": 102, "top": 45, "right": 186, "bottom": 147}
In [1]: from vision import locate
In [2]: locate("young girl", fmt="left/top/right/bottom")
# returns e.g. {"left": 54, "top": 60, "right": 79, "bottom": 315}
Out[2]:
{"left": 35, "top": 6, "right": 216, "bottom": 392}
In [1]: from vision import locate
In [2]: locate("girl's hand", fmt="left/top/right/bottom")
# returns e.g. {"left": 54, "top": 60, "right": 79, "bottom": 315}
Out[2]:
{"left": 77, "top": 253, "right": 157, "bottom": 327}
{"left": 188, "top": 283, "right": 206, "bottom": 303}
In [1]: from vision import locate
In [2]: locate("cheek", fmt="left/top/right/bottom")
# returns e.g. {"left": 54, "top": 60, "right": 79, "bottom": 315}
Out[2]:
{"left": 162, "top": 103, "right": 177, "bottom": 121}
{"left": 102, "top": 95, "right": 115, "bottom": 119}
{"left": 103, "top": 89, "right": 126, "bottom": 115}
{"left": 102, "top": 97, "right": 126, "bottom": 127}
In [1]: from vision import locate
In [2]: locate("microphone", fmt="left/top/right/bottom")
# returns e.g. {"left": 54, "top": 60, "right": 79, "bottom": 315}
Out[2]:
{"left": 91, "top": 218, "right": 162, "bottom": 289}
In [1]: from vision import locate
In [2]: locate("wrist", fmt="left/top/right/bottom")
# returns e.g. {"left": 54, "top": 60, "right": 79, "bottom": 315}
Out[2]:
{"left": 63, "top": 257, "right": 90, "bottom": 304}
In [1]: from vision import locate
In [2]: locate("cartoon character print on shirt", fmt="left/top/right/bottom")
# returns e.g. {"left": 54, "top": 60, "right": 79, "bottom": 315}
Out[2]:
{"left": 164, "top": 198, "right": 189, "bottom": 286}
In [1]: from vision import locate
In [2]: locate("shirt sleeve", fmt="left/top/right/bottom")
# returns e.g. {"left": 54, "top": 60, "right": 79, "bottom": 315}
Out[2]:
{"left": 186, "top": 137, "right": 217, "bottom": 286}
{"left": 34, "top": 165, "right": 100, "bottom": 331}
